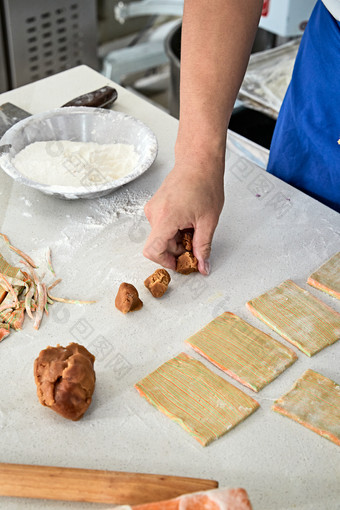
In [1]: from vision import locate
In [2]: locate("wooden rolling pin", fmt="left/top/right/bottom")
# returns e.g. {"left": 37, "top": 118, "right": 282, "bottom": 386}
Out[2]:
{"left": 0, "top": 463, "right": 218, "bottom": 505}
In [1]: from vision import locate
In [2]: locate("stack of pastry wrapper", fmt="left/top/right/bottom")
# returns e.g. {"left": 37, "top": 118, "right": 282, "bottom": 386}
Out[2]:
{"left": 136, "top": 252, "right": 340, "bottom": 447}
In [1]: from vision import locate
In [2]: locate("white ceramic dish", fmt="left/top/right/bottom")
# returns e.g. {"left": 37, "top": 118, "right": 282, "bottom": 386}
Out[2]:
{"left": 0, "top": 107, "right": 158, "bottom": 199}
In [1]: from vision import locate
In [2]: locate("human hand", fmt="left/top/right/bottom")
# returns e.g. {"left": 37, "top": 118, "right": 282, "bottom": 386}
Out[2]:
{"left": 143, "top": 157, "right": 225, "bottom": 275}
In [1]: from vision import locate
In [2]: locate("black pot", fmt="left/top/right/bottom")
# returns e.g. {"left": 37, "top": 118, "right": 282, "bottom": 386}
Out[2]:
{"left": 165, "top": 22, "right": 181, "bottom": 119}
{"left": 165, "top": 23, "right": 277, "bottom": 148}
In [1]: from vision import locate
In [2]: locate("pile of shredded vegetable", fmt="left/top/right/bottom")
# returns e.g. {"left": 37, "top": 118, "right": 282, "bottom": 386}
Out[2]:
{"left": 0, "top": 233, "right": 96, "bottom": 340}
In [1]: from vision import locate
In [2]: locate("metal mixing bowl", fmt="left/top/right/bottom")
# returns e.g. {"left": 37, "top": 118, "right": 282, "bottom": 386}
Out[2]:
{"left": 0, "top": 107, "right": 158, "bottom": 199}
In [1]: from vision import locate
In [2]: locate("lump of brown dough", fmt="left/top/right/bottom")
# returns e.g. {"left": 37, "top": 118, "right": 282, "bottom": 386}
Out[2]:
{"left": 176, "top": 231, "right": 198, "bottom": 274}
{"left": 115, "top": 282, "right": 143, "bottom": 313}
{"left": 144, "top": 269, "right": 171, "bottom": 298}
{"left": 176, "top": 251, "right": 198, "bottom": 275}
{"left": 182, "top": 232, "right": 193, "bottom": 252}
{"left": 34, "top": 343, "right": 95, "bottom": 421}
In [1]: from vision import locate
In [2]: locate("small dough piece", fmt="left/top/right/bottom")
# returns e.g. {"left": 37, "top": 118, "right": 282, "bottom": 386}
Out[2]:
{"left": 273, "top": 369, "right": 340, "bottom": 446}
{"left": 135, "top": 352, "right": 259, "bottom": 446}
{"left": 175, "top": 231, "right": 198, "bottom": 275}
{"left": 307, "top": 251, "right": 340, "bottom": 300}
{"left": 144, "top": 269, "right": 171, "bottom": 298}
{"left": 115, "top": 282, "right": 143, "bottom": 313}
{"left": 247, "top": 279, "right": 340, "bottom": 356}
{"left": 176, "top": 252, "right": 198, "bottom": 275}
{"left": 34, "top": 342, "right": 95, "bottom": 421}
{"left": 182, "top": 232, "right": 193, "bottom": 252}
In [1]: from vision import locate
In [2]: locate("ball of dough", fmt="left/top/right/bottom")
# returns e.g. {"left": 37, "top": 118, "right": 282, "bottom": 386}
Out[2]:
{"left": 176, "top": 252, "right": 198, "bottom": 275}
{"left": 144, "top": 269, "right": 171, "bottom": 298}
{"left": 115, "top": 282, "right": 143, "bottom": 313}
{"left": 34, "top": 343, "right": 96, "bottom": 421}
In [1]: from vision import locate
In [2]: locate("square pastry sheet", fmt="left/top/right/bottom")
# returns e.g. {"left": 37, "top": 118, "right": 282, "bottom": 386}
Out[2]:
{"left": 307, "top": 251, "right": 340, "bottom": 300}
{"left": 135, "top": 352, "right": 259, "bottom": 446}
{"left": 185, "top": 312, "right": 297, "bottom": 392}
{"left": 246, "top": 280, "right": 340, "bottom": 356}
{"left": 273, "top": 369, "right": 340, "bottom": 446}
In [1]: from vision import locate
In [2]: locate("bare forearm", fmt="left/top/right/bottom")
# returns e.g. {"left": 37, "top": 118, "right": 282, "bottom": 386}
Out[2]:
{"left": 143, "top": 1, "right": 263, "bottom": 272}
{"left": 176, "top": 0, "right": 263, "bottom": 164}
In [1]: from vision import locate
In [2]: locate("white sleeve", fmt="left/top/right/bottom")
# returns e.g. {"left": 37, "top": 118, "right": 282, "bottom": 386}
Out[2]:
{"left": 322, "top": 0, "right": 340, "bottom": 20}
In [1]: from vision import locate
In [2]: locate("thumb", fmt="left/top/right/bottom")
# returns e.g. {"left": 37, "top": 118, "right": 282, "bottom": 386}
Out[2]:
{"left": 193, "top": 218, "right": 216, "bottom": 275}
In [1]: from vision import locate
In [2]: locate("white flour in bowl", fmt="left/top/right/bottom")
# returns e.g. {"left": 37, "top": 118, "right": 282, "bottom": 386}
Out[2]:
{"left": 13, "top": 140, "right": 139, "bottom": 187}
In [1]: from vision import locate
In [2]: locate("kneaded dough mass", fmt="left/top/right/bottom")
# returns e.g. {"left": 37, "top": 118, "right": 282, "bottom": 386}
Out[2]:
{"left": 144, "top": 268, "right": 171, "bottom": 298}
{"left": 34, "top": 343, "right": 96, "bottom": 421}
{"left": 115, "top": 282, "right": 143, "bottom": 313}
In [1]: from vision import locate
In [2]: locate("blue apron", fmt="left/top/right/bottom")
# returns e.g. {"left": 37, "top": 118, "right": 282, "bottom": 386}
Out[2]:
{"left": 267, "top": 0, "right": 340, "bottom": 213}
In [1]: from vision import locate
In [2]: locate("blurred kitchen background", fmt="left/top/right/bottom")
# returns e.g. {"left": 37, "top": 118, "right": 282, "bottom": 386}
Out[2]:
{"left": 0, "top": 0, "right": 318, "bottom": 158}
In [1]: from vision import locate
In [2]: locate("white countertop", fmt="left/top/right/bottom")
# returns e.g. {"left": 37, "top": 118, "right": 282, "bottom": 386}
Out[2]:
{"left": 0, "top": 65, "right": 339, "bottom": 510}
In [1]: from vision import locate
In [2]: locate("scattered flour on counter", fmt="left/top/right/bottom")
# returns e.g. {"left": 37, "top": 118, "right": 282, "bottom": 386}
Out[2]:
{"left": 13, "top": 140, "right": 139, "bottom": 187}
{"left": 31, "top": 189, "right": 153, "bottom": 270}
{"left": 46, "top": 189, "right": 152, "bottom": 266}
{"left": 86, "top": 189, "right": 152, "bottom": 225}
{"left": 0, "top": 407, "right": 5, "bottom": 429}
{"left": 19, "top": 196, "right": 32, "bottom": 207}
